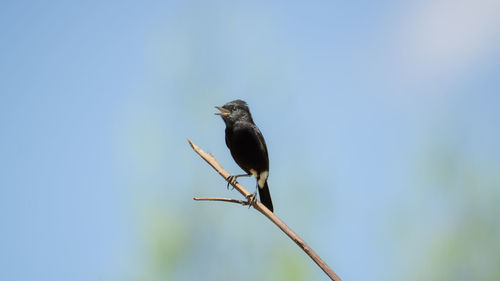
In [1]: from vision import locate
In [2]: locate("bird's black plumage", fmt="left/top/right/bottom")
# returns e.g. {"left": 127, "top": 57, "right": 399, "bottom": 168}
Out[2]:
{"left": 215, "top": 100, "right": 273, "bottom": 212}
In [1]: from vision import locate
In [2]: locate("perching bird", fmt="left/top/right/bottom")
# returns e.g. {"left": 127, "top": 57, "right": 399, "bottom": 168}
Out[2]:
{"left": 215, "top": 99, "right": 273, "bottom": 212}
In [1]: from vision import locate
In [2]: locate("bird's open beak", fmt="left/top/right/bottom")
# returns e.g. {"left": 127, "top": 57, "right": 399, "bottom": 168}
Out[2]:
{"left": 214, "top": 106, "right": 230, "bottom": 116}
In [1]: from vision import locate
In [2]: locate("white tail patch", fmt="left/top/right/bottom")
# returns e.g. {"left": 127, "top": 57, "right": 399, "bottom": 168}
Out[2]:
{"left": 258, "top": 171, "right": 269, "bottom": 188}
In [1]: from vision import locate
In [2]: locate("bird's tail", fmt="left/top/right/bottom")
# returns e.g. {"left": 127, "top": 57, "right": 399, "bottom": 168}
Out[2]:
{"left": 258, "top": 181, "right": 274, "bottom": 212}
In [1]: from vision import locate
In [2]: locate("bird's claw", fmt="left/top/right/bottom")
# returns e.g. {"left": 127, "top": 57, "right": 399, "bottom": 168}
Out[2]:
{"left": 226, "top": 173, "right": 251, "bottom": 190}
{"left": 246, "top": 191, "right": 257, "bottom": 208}
{"left": 226, "top": 175, "right": 237, "bottom": 190}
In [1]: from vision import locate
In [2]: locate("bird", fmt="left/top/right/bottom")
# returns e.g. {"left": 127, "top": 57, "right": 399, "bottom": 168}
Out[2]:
{"left": 215, "top": 99, "right": 274, "bottom": 212}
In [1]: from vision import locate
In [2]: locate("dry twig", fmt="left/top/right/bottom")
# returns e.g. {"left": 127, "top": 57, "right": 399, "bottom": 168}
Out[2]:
{"left": 188, "top": 138, "right": 342, "bottom": 281}
{"left": 193, "top": 197, "right": 250, "bottom": 205}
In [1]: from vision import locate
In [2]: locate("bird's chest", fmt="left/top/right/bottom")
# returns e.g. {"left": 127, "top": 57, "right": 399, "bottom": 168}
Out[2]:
{"left": 225, "top": 128, "right": 253, "bottom": 152}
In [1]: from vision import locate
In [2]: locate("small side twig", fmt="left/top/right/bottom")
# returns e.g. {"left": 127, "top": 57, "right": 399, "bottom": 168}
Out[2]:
{"left": 193, "top": 197, "right": 250, "bottom": 206}
{"left": 188, "top": 138, "right": 342, "bottom": 281}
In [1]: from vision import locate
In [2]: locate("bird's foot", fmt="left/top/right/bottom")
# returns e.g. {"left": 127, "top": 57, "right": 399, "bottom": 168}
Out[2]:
{"left": 226, "top": 175, "right": 237, "bottom": 190}
{"left": 226, "top": 173, "right": 251, "bottom": 190}
{"left": 246, "top": 190, "right": 258, "bottom": 208}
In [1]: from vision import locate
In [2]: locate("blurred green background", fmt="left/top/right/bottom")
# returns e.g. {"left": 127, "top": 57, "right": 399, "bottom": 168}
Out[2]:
{"left": 1, "top": 0, "right": 500, "bottom": 280}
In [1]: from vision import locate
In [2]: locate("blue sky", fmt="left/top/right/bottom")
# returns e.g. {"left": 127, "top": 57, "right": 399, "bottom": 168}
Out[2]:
{"left": 1, "top": 1, "right": 500, "bottom": 280}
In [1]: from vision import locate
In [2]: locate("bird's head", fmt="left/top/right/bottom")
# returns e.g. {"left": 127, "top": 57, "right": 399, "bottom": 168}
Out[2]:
{"left": 215, "top": 99, "right": 253, "bottom": 124}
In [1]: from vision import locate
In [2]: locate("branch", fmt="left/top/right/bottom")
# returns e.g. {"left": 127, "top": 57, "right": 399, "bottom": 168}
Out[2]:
{"left": 193, "top": 197, "right": 250, "bottom": 206}
{"left": 188, "top": 138, "right": 342, "bottom": 281}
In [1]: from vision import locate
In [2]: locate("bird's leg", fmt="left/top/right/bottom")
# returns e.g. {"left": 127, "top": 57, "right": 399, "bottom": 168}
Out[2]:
{"left": 246, "top": 187, "right": 258, "bottom": 208}
{"left": 226, "top": 173, "right": 251, "bottom": 190}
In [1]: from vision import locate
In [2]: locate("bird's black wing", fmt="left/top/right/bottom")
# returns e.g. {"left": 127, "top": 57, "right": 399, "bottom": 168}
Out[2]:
{"left": 225, "top": 121, "right": 269, "bottom": 174}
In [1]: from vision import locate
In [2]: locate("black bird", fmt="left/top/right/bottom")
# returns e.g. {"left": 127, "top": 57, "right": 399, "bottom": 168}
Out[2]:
{"left": 215, "top": 99, "right": 273, "bottom": 212}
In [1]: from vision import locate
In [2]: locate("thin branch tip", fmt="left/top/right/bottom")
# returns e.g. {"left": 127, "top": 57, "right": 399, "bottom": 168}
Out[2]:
{"left": 187, "top": 138, "right": 195, "bottom": 148}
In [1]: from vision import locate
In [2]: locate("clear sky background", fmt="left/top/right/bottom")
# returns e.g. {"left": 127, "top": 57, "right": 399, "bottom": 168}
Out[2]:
{"left": 1, "top": 1, "right": 500, "bottom": 281}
